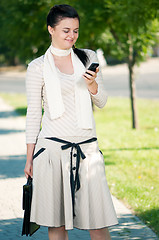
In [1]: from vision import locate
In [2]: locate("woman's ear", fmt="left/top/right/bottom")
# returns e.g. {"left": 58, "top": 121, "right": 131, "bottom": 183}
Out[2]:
{"left": 48, "top": 25, "right": 54, "bottom": 36}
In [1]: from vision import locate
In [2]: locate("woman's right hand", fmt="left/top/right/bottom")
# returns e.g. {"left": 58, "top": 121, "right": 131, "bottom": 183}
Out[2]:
{"left": 24, "top": 160, "right": 33, "bottom": 179}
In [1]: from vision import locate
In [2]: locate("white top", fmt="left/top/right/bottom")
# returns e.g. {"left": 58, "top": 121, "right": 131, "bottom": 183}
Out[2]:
{"left": 26, "top": 49, "right": 107, "bottom": 143}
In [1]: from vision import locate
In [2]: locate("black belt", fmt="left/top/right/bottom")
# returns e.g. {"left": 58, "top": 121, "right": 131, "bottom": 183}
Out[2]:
{"left": 45, "top": 137, "right": 97, "bottom": 218}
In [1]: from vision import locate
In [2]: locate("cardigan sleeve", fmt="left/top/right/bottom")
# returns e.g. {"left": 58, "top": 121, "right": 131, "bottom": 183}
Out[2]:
{"left": 25, "top": 59, "right": 43, "bottom": 144}
{"left": 86, "top": 50, "right": 108, "bottom": 108}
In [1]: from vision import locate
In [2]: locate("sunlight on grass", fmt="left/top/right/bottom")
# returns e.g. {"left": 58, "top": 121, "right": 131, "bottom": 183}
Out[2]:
{"left": 94, "top": 97, "right": 159, "bottom": 235}
{"left": 0, "top": 93, "right": 27, "bottom": 115}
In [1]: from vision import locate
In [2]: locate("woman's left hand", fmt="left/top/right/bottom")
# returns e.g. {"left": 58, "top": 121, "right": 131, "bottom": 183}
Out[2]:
{"left": 83, "top": 67, "right": 99, "bottom": 94}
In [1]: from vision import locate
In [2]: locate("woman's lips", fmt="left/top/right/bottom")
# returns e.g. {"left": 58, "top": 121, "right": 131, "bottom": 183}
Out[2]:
{"left": 66, "top": 39, "right": 74, "bottom": 42}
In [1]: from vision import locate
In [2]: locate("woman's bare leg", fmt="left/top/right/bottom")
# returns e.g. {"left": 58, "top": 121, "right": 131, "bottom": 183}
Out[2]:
{"left": 48, "top": 226, "right": 68, "bottom": 240}
{"left": 89, "top": 227, "right": 111, "bottom": 240}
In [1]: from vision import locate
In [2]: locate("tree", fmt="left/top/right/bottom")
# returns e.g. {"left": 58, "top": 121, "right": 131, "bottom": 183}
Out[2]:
{"left": 0, "top": 0, "right": 159, "bottom": 128}
{"left": 104, "top": 0, "right": 159, "bottom": 129}
{"left": 0, "top": 0, "right": 71, "bottom": 65}
{"left": 74, "top": 0, "right": 159, "bottom": 129}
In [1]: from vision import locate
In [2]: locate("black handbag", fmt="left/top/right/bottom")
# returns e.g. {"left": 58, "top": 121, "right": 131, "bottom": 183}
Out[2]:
{"left": 22, "top": 176, "right": 40, "bottom": 236}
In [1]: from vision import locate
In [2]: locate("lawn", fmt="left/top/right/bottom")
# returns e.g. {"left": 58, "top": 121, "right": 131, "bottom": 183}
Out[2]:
{"left": 1, "top": 93, "right": 159, "bottom": 235}
{"left": 94, "top": 97, "right": 159, "bottom": 235}
{"left": 0, "top": 93, "right": 27, "bottom": 116}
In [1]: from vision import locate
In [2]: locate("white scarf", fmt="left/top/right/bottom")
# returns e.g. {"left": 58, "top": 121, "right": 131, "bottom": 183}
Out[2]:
{"left": 43, "top": 44, "right": 93, "bottom": 129}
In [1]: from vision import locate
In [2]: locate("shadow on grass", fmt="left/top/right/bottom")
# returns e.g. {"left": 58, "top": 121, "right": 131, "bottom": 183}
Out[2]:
{"left": 103, "top": 154, "right": 116, "bottom": 166}
{"left": 15, "top": 107, "right": 44, "bottom": 116}
{"left": 15, "top": 107, "right": 27, "bottom": 116}
{"left": 137, "top": 208, "right": 159, "bottom": 237}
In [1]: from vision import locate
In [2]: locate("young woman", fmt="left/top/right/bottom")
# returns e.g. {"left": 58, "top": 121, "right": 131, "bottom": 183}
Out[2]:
{"left": 24, "top": 4, "right": 118, "bottom": 240}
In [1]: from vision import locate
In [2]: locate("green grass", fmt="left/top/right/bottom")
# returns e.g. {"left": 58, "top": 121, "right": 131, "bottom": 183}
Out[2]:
{"left": 94, "top": 97, "right": 159, "bottom": 235}
{"left": 0, "top": 93, "right": 159, "bottom": 235}
{"left": 0, "top": 93, "right": 27, "bottom": 116}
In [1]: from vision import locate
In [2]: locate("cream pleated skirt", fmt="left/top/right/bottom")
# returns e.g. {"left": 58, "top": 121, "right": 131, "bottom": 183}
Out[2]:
{"left": 30, "top": 136, "right": 118, "bottom": 230}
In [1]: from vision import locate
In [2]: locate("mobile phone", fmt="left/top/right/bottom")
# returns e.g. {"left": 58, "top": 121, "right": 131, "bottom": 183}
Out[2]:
{"left": 86, "top": 63, "right": 99, "bottom": 75}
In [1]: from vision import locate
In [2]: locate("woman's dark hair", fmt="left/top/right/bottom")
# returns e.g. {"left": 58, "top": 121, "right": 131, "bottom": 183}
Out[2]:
{"left": 47, "top": 4, "right": 89, "bottom": 66}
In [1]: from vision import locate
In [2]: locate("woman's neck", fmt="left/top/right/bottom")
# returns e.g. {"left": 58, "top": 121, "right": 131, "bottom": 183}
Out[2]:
{"left": 50, "top": 44, "right": 71, "bottom": 57}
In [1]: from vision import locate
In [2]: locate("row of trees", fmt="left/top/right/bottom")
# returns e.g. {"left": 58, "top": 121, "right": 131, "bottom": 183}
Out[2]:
{"left": 0, "top": 0, "right": 159, "bottom": 128}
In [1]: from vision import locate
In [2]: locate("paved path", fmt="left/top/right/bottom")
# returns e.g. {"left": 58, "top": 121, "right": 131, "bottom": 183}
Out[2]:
{"left": 102, "top": 57, "right": 159, "bottom": 99}
{"left": 0, "top": 57, "right": 159, "bottom": 98}
{"left": 0, "top": 97, "right": 158, "bottom": 239}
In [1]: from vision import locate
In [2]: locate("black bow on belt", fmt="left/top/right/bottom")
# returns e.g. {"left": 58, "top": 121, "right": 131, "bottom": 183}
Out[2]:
{"left": 46, "top": 137, "right": 97, "bottom": 218}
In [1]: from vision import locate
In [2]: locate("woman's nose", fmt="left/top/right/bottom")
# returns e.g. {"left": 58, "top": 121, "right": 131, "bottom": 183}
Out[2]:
{"left": 69, "top": 31, "right": 74, "bottom": 38}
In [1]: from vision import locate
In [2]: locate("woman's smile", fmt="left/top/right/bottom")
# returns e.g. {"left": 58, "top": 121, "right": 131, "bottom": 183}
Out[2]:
{"left": 65, "top": 39, "right": 74, "bottom": 42}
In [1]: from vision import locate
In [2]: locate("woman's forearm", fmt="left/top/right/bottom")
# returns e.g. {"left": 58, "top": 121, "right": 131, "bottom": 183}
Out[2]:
{"left": 24, "top": 143, "right": 35, "bottom": 178}
{"left": 87, "top": 80, "right": 98, "bottom": 95}
{"left": 26, "top": 143, "right": 36, "bottom": 162}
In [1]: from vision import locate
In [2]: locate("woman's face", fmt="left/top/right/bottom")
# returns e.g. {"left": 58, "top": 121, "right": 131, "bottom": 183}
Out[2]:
{"left": 48, "top": 17, "right": 79, "bottom": 50}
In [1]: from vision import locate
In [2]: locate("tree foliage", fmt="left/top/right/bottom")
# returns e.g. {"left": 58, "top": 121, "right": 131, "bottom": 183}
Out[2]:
{"left": 0, "top": 0, "right": 158, "bottom": 65}
{"left": 0, "top": 0, "right": 70, "bottom": 64}
{"left": 74, "top": 0, "right": 159, "bottom": 62}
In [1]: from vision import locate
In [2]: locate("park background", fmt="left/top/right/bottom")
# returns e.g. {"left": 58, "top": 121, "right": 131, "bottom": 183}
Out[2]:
{"left": 0, "top": 0, "right": 159, "bottom": 239}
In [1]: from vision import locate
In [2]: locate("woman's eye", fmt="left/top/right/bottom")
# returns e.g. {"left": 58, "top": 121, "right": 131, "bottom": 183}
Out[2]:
{"left": 63, "top": 30, "right": 78, "bottom": 34}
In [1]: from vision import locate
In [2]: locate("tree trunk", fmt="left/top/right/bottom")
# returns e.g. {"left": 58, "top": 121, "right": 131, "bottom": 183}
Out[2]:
{"left": 128, "top": 60, "right": 139, "bottom": 129}
{"left": 128, "top": 41, "right": 139, "bottom": 129}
